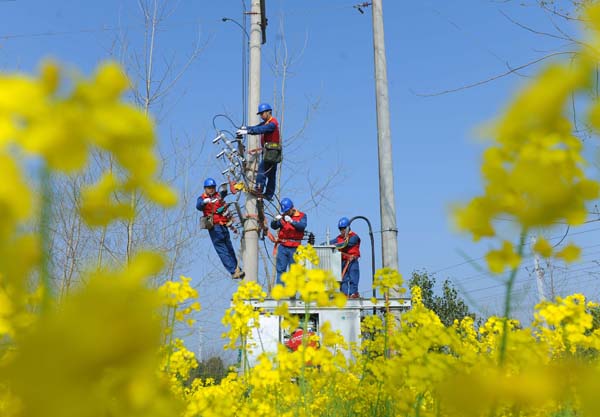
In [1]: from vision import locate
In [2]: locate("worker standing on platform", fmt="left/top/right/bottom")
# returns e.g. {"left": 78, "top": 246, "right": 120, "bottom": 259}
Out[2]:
{"left": 271, "top": 198, "right": 307, "bottom": 284}
{"left": 196, "top": 177, "right": 245, "bottom": 280}
{"left": 285, "top": 326, "right": 318, "bottom": 352}
{"left": 236, "top": 102, "right": 281, "bottom": 201}
{"left": 330, "top": 217, "right": 361, "bottom": 298}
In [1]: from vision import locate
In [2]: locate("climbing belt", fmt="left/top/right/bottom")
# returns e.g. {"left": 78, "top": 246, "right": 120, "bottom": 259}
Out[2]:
{"left": 341, "top": 254, "right": 358, "bottom": 279}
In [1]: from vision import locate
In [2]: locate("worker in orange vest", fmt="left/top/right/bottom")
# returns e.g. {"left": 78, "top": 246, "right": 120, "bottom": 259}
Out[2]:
{"left": 196, "top": 177, "right": 244, "bottom": 280}
{"left": 330, "top": 217, "right": 361, "bottom": 298}
{"left": 236, "top": 102, "right": 281, "bottom": 201}
{"left": 285, "top": 327, "right": 318, "bottom": 352}
{"left": 271, "top": 198, "right": 307, "bottom": 284}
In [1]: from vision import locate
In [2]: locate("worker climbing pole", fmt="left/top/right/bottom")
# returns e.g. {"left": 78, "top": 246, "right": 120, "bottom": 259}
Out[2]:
{"left": 196, "top": 177, "right": 245, "bottom": 280}
{"left": 201, "top": 0, "right": 316, "bottom": 288}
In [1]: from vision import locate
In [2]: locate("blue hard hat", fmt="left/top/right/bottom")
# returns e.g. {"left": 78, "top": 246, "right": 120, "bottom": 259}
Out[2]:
{"left": 338, "top": 217, "right": 350, "bottom": 229}
{"left": 280, "top": 198, "right": 293, "bottom": 214}
{"left": 257, "top": 102, "right": 272, "bottom": 114}
{"left": 203, "top": 177, "right": 217, "bottom": 187}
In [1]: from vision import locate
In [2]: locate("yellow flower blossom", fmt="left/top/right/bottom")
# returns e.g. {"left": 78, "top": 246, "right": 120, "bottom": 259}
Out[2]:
{"left": 0, "top": 154, "right": 32, "bottom": 238}
{"left": 2, "top": 254, "right": 182, "bottom": 417}
{"left": 374, "top": 267, "right": 405, "bottom": 295}
{"left": 532, "top": 236, "right": 553, "bottom": 257}
{"left": 222, "top": 281, "right": 266, "bottom": 351}
{"left": 272, "top": 246, "right": 342, "bottom": 306}
{"left": 485, "top": 240, "right": 521, "bottom": 274}
{"left": 293, "top": 244, "right": 319, "bottom": 265}
{"left": 555, "top": 243, "right": 581, "bottom": 263}
{"left": 79, "top": 172, "right": 134, "bottom": 226}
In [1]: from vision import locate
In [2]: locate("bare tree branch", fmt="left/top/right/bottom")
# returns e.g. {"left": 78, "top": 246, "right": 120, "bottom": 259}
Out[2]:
{"left": 413, "top": 51, "right": 576, "bottom": 97}
{"left": 499, "top": 9, "right": 580, "bottom": 43}
{"left": 539, "top": 1, "right": 586, "bottom": 22}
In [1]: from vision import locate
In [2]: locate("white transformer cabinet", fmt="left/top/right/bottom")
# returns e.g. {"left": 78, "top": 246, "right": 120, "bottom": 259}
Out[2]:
{"left": 246, "top": 297, "right": 410, "bottom": 367}
{"left": 243, "top": 246, "right": 411, "bottom": 367}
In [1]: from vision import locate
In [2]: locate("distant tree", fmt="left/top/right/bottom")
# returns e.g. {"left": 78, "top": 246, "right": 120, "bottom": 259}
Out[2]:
{"left": 409, "top": 270, "right": 435, "bottom": 308}
{"left": 188, "top": 356, "right": 230, "bottom": 385}
{"left": 48, "top": 0, "right": 205, "bottom": 299}
{"left": 409, "top": 270, "right": 476, "bottom": 327}
{"left": 587, "top": 305, "right": 600, "bottom": 334}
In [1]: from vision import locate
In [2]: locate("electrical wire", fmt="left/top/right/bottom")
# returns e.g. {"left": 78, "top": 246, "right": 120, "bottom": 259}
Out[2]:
{"left": 0, "top": 19, "right": 203, "bottom": 40}
{"left": 552, "top": 225, "right": 570, "bottom": 248}
{"left": 430, "top": 222, "right": 600, "bottom": 276}
{"left": 467, "top": 259, "right": 600, "bottom": 302}
{"left": 212, "top": 114, "right": 240, "bottom": 131}
{"left": 262, "top": 238, "right": 275, "bottom": 267}
{"left": 477, "top": 269, "right": 600, "bottom": 304}
{"left": 450, "top": 241, "right": 600, "bottom": 287}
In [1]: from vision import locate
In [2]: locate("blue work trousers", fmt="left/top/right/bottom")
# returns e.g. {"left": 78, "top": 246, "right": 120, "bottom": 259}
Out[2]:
{"left": 340, "top": 260, "right": 360, "bottom": 296}
{"left": 208, "top": 225, "right": 238, "bottom": 274}
{"left": 276, "top": 245, "right": 298, "bottom": 284}
{"left": 256, "top": 160, "right": 278, "bottom": 200}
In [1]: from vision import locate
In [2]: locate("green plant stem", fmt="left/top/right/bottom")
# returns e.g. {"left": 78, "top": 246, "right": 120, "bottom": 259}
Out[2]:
{"left": 498, "top": 231, "right": 527, "bottom": 366}
{"left": 163, "top": 305, "right": 177, "bottom": 372}
{"left": 414, "top": 393, "right": 424, "bottom": 417}
{"left": 384, "top": 290, "right": 391, "bottom": 359}
{"left": 242, "top": 336, "right": 249, "bottom": 378}
{"left": 39, "top": 164, "right": 54, "bottom": 312}
{"left": 298, "top": 304, "right": 310, "bottom": 417}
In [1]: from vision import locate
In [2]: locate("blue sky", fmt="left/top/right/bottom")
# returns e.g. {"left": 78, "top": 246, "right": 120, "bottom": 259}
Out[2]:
{"left": 3, "top": 1, "right": 600, "bottom": 354}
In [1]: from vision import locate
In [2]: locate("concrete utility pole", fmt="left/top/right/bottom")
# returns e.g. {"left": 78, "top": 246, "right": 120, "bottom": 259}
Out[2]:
{"left": 371, "top": 0, "right": 399, "bottom": 273}
{"left": 531, "top": 236, "right": 546, "bottom": 302}
{"left": 242, "top": 0, "right": 262, "bottom": 282}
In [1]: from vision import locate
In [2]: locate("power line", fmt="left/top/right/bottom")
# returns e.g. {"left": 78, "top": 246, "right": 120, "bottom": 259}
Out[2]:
{"left": 452, "top": 242, "right": 600, "bottom": 287}
{"left": 475, "top": 264, "right": 600, "bottom": 303}
{"left": 430, "top": 223, "right": 600, "bottom": 276}
{"left": 432, "top": 254, "right": 487, "bottom": 275}
{"left": 0, "top": 19, "right": 203, "bottom": 41}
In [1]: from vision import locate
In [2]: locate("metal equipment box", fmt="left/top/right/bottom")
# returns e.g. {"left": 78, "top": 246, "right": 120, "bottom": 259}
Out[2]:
{"left": 246, "top": 297, "right": 411, "bottom": 367}
{"left": 304, "top": 245, "right": 342, "bottom": 283}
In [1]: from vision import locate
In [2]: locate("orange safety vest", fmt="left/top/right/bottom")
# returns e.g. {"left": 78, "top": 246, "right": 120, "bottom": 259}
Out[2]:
{"left": 261, "top": 116, "right": 280, "bottom": 147}
{"left": 335, "top": 231, "right": 361, "bottom": 261}
{"left": 285, "top": 328, "right": 318, "bottom": 352}
{"left": 200, "top": 192, "right": 229, "bottom": 225}
{"left": 277, "top": 210, "right": 305, "bottom": 247}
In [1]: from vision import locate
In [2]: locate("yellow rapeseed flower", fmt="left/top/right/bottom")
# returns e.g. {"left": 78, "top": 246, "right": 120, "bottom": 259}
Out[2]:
{"left": 0, "top": 154, "right": 32, "bottom": 238}
{"left": 222, "top": 281, "right": 266, "bottom": 351}
{"left": 485, "top": 240, "right": 521, "bottom": 274}
{"left": 555, "top": 243, "right": 581, "bottom": 263}
{"left": 532, "top": 236, "right": 553, "bottom": 257}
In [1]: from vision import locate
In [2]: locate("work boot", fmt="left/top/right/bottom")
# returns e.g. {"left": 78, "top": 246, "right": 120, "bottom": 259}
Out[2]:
{"left": 231, "top": 267, "right": 245, "bottom": 280}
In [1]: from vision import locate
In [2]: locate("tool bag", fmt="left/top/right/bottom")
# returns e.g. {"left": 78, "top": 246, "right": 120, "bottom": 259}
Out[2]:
{"left": 263, "top": 142, "right": 282, "bottom": 164}
{"left": 200, "top": 214, "right": 214, "bottom": 230}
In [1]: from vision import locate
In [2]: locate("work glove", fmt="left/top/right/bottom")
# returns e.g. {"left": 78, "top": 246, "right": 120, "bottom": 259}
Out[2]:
{"left": 236, "top": 128, "right": 248, "bottom": 136}
{"left": 284, "top": 215, "right": 293, "bottom": 223}
{"left": 202, "top": 198, "right": 211, "bottom": 204}
{"left": 274, "top": 214, "right": 282, "bottom": 221}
